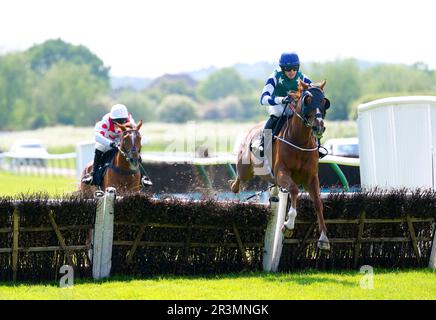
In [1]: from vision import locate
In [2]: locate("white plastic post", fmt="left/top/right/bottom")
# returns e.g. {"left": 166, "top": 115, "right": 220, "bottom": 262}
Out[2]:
{"left": 263, "top": 193, "right": 279, "bottom": 272}
{"left": 262, "top": 187, "right": 288, "bottom": 272}
{"left": 270, "top": 189, "right": 288, "bottom": 272}
{"left": 92, "top": 188, "right": 116, "bottom": 279}
{"left": 92, "top": 192, "right": 104, "bottom": 279}
{"left": 429, "top": 224, "right": 436, "bottom": 269}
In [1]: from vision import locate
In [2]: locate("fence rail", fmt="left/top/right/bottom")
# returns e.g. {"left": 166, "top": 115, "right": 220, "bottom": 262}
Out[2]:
{"left": 0, "top": 191, "right": 435, "bottom": 282}
{"left": 0, "top": 152, "right": 76, "bottom": 177}
{"left": 0, "top": 151, "right": 360, "bottom": 190}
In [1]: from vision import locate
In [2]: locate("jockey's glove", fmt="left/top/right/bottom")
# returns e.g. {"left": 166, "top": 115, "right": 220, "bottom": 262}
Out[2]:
{"left": 110, "top": 142, "right": 117, "bottom": 149}
{"left": 282, "top": 96, "right": 292, "bottom": 105}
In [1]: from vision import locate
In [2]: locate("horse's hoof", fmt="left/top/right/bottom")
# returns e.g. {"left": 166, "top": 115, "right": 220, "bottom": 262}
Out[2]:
{"left": 281, "top": 225, "right": 294, "bottom": 238}
{"left": 283, "top": 216, "right": 296, "bottom": 231}
{"left": 94, "top": 190, "right": 104, "bottom": 198}
{"left": 317, "top": 240, "right": 330, "bottom": 251}
{"left": 228, "top": 180, "right": 239, "bottom": 194}
{"left": 141, "top": 177, "right": 153, "bottom": 187}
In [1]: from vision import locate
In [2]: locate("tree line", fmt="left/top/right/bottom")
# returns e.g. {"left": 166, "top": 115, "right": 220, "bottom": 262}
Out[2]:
{"left": 0, "top": 39, "right": 435, "bottom": 130}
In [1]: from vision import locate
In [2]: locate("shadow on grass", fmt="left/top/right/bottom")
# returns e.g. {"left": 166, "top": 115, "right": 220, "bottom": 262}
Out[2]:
{"left": 1, "top": 268, "right": 433, "bottom": 288}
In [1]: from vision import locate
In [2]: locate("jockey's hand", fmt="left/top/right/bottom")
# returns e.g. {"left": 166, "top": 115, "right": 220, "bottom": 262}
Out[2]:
{"left": 282, "top": 96, "right": 291, "bottom": 105}
{"left": 289, "top": 91, "right": 300, "bottom": 101}
{"left": 110, "top": 142, "right": 117, "bottom": 149}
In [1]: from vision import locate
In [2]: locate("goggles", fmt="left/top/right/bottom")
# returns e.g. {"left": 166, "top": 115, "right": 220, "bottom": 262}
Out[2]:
{"left": 281, "top": 65, "right": 299, "bottom": 72}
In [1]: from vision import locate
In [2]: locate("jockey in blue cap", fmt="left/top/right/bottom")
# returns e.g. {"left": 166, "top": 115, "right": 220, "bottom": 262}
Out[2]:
{"left": 254, "top": 52, "right": 312, "bottom": 158}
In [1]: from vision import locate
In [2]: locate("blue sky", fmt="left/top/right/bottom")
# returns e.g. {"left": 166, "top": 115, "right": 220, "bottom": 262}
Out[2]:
{"left": 0, "top": 0, "right": 434, "bottom": 77}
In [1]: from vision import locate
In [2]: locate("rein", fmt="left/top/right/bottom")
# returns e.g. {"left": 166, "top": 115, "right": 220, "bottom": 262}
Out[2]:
{"left": 115, "top": 128, "right": 141, "bottom": 172}
{"left": 287, "top": 101, "right": 312, "bottom": 128}
{"left": 274, "top": 135, "right": 318, "bottom": 152}
{"left": 274, "top": 96, "right": 319, "bottom": 152}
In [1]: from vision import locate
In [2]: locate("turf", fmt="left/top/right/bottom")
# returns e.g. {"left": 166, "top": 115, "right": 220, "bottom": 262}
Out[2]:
{"left": 0, "top": 269, "right": 435, "bottom": 300}
{"left": 0, "top": 171, "right": 77, "bottom": 197}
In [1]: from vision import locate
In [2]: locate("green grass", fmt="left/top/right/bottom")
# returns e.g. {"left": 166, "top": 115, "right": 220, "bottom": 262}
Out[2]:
{"left": 47, "top": 145, "right": 76, "bottom": 154}
{"left": 0, "top": 269, "right": 435, "bottom": 300}
{"left": 0, "top": 171, "right": 77, "bottom": 197}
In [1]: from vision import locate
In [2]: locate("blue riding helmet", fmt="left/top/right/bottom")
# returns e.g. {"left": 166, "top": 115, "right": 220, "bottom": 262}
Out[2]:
{"left": 279, "top": 52, "right": 300, "bottom": 70}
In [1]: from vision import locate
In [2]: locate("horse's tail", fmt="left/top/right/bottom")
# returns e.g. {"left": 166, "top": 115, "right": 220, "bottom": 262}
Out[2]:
{"left": 229, "top": 177, "right": 240, "bottom": 194}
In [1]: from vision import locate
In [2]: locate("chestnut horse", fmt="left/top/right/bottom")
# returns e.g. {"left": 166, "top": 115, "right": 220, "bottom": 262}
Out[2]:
{"left": 80, "top": 121, "right": 143, "bottom": 197}
{"left": 230, "top": 80, "right": 330, "bottom": 250}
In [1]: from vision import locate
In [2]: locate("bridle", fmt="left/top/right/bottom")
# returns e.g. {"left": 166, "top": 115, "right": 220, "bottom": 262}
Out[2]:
{"left": 276, "top": 86, "right": 326, "bottom": 152}
{"left": 117, "top": 128, "right": 141, "bottom": 169}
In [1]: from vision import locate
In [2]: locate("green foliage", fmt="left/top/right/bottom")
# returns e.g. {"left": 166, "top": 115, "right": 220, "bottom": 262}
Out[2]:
{"left": 201, "top": 94, "right": 264, "bottom": 121}
{"left": 361, "top": 63, "right": 434, "bottom": 94}
{"left": 239, "top": 93, "right": 264, "bottom": 120}
{"left": 115, "top": 90, "right": 156, "bottom": 123}
{"left": 0, "top": 54, "right": 35, "bottom": 130}
{"left": 2, "top": 39, "right": 436, "bottom": 131}
{"left": 219, "top": 96, "right": 244, "bottom": 119}
{"left": 308, "top": 59, "right": 361, "bottom": 120}
{"left": 32, "top": 61, "right": 108, "bottom": 127}
{"left": 0, "top": 39, "right": 111, "bottom": 130}
{"left": 156, "top": 94, "right": 198, "bottom": 123}
{"left": 153, "top": 78, "right": 196, "bottom": 99}
{"left": 26, "top": 38, "right": 110, "bottom": 81}
{"left": 196, "top": 68, "right": 252, "bottom": 101}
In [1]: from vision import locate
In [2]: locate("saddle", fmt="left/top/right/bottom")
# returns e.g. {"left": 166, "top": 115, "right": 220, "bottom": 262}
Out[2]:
{"left": 250, "top": 114, "right": 291, "bottom": 159}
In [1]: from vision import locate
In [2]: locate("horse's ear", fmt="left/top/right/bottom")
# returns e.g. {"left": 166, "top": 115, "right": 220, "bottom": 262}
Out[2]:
{"left": 137, "top": 120, "right": 142, "bottom": 130}
{"left": 303, "top": 92, "right": 313, "bottom": 106}
{"left": 299, "top": 79, "right": 310, "bottom": 91}
{"left": 323, "top": 98, "right": 331, "bottom": 110}
{"left": 320, "top": 79, "right": 326, "bottom": 90}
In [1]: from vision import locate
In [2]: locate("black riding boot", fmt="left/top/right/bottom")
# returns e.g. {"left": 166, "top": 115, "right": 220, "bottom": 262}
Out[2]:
{"left": 260, "top": 115, "right": 279, "bottom": 157}
{"left": 91, "top": 150, "right": 104, "bottom": 185}
{"left": 82, "top": 149, "right": 104, "bottom": 185}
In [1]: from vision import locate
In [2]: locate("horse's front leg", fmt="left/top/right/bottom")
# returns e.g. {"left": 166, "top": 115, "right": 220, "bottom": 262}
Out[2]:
{"left": 276, "top": 168, "right": 299, "bottom": 237}
{"left": 305, "top": 176, "right": 330, "bottom": 251}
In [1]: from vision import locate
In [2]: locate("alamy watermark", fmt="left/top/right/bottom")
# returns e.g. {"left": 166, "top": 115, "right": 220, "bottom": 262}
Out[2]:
{"left": 359, "top": 265, "right": 374, "bottom": 290}
{"left": 59, "top": 265, "right": 74, "bottom": 288}
{"left": 157, "top": 121, "right": 275, "bottom": 176}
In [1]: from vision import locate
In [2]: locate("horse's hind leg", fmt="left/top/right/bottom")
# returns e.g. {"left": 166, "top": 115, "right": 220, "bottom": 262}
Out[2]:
{"left": 230, "top": 163, "right": 253, "bottom": 193}
{"left": 305, "top": 176, "right": 330, "bottom": 251}
{"left": 229, "top": 150, "right": 253, "bottom": 193}
{"left": 230, "top": 176, "right": 241, "bottom": 194}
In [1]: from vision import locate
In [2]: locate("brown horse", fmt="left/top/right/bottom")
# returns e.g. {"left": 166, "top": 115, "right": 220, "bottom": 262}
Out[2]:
{"left": 80, "top": 121, "right": 143, "bottom": 197}
{"left": 230, "top": 80, "right": 330, "bottom": 250}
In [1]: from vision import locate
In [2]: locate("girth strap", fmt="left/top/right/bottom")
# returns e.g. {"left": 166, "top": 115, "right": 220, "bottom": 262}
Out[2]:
{"left": 107, "top": 164, "right": 139, "bottom": 176}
